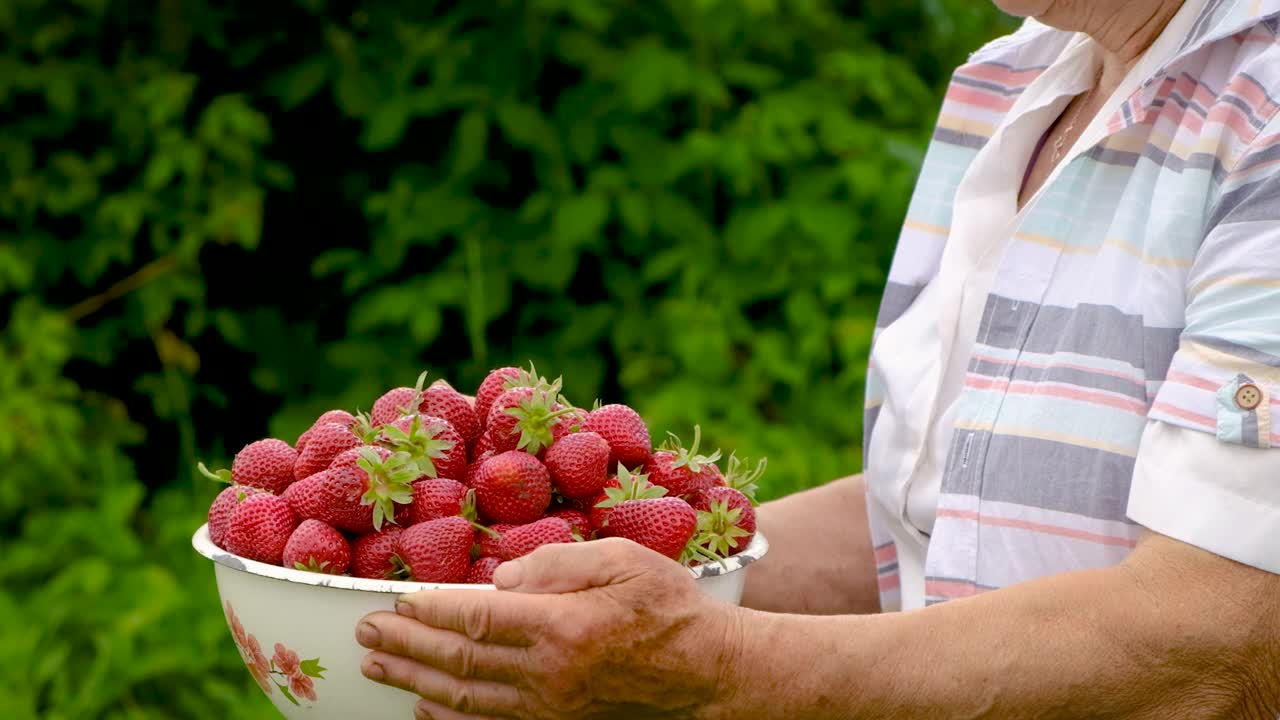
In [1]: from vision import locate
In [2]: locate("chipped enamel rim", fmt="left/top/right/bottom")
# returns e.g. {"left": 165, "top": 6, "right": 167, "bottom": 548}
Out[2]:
{"left": 191, "top": 524, "right": 768, "bottom": 594}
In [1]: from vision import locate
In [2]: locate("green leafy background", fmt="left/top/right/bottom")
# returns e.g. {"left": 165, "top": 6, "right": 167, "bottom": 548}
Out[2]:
{"left": 0, "top": 1, "right": 1013, "bottom": 717}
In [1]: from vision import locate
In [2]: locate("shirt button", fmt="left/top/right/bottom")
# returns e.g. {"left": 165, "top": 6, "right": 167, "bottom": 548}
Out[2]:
{"left": 1234, "top": 383, "right": 1263, "bottom": 411}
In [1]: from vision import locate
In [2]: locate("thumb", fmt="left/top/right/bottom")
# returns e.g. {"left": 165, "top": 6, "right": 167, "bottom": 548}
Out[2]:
{"left": 493, "top": 537, "right": 657, "bottom": 594}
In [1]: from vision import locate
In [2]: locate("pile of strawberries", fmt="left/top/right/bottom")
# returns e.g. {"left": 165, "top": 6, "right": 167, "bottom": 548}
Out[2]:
{"left": 201, "top": 366, "right": 765, "bottom": 584}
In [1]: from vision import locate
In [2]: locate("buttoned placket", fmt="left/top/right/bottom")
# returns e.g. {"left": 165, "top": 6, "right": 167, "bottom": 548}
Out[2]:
{"left": 925, "top": 37, "right": 1158, "bottom": 593}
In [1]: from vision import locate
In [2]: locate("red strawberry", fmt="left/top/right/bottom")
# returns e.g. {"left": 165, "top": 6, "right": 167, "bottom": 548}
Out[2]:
{"left": 706, "top": 463, "right": 725, "bottom": 487}
{"left": 327, "top": 444, "right": 388, "bottom": 474}
{"left": 690, "top": 486, "right": 756, "bottom": 556}
{"left": 399, "top": 516, "right": 474, "bottom": 583}
{"left": 293, "top": 422, "right": 361, "bottom": 481}
{"left": 371, "top": 386, "right": 421, "bottom": 427}
{"left": 381, "top": 414, "right": 466, "bottom": 480}
{"left": 351, "top": 526, "right": 408, "bottom": 579}
{"left": 485, "top": 387, "right": 534, "bottom": 452}
{"left": 283, "top": 469, "right": 371, "bottom": 533}
{"left": 224, "top": 494, "right": 298, "bottom": 565}
{"left": 544, "top": 431, "right": 610, "bottom": 500}
{"left": 464, "top": 451, "right": 494, "bottom": 487}
{"left": 469, "top": 432, "right": 495, "bottom": 462}
{"left": 334, "top": 446, "right": 420, "bottom": 530}
{"left": 208, "top": 485, "right": 265, "bottom": 548}
{"left": 287, "top": 448, "right": 418, "bottom": 533}
{"left": 475, "top": 367, "right": 525, "bottom": 427}
{"left": 552, "top": 406, "right": 588, "bottom": 443}
{"left": 582, "top": 404, "right": 651, "bottom": 470}
{"left": 408, "top": 478, "right": 468, "bottom": 524}
{"left": 499, "top": 517, "right": 574, "bottom": 560}
{"left": 283, "top": 519, "right": 351, "bottom": 574}
{"left": 476, "top": 523, "right": 516, "bottom": 558}
{"left": 473, "top": 451, "right": 552, "bottom": 524}
{"left": 607, "top": 498, "right": 697, "bottom": 561}
{"left": 592, "top": 466, "right": 664, "bottom": 538}
{"left": 588, "top": 476, "right": 624, "bottom": 534}
{"left": 466, "top": 556, "right": 502, "bottom": 584}
{"left": 644, "top": 426, "right": 722, "bottom": 498}
{"left": 297, "top": 410, "right": 356, "bottom": 452}
{"left": 420, "top": 383, "right": 481, "bottom": 445}
{"left": 485, "top": 374, "right": 578, "bottom": 456}
{"left": 228, "top": 439, "right": 299, "bottom": 494}
{"left": 547, "top": 508, "right": 592, "bottom": 538}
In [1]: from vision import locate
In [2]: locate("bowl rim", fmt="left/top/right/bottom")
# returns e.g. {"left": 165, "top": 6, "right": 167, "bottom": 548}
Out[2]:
{"left": 191, "top": 523, "right": 768, "bottom": 595}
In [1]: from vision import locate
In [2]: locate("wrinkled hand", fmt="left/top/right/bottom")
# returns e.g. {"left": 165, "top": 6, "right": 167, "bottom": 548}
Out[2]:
{"left": 356, "top": 538, "right": 743, "bottom": 719}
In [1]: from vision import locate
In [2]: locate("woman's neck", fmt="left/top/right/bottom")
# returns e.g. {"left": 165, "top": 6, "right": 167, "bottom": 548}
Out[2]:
{"left": 1037, "top": 0, "right": 1186, "bottom": 85}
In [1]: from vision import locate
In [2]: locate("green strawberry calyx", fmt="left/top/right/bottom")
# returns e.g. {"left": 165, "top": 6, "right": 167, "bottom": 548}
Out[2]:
{"left": 723, "top": 451, "right": 767, "bottom": 506}
{"left": 197, "top": 461, "right": 233, "bottom": 485}
{"left": 663, "top": 425, "right": 722, "bottom": 475}
{"left": 400, "top": 370, "right": 430, "bottom": 417}
{"left": 691, "top": 499, "right": 751, "bottom": 562}
{"left": 376, "top": 414, "right": 456, "bottom": 478}
{"left": 504, "top": 377, "right": 578, "bottom": 455}
{"left": 351, "top": 411, "right": 380, "bottom": 445}
{"left": 505, "top": 362, "right": 548, "bottom": 392}
{"left": 460, "top": 490, "right": 501, "bottom": 538}
{"left": 357, "top": 448, "right": 419, "bottom": 531}
{"left": 387, "top": 554, "right": 412, "bottom": 581}
{"left": 594, "top": 465, "right": 666, "bottom": 510}
{"left": 294, "top": 557, "right": 334, "bottom": 574}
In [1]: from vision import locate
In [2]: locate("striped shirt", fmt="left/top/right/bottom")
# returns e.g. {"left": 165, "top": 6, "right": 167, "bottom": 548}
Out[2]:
{"left": 864, "top": 0, "right": 1280, "bottom": 612}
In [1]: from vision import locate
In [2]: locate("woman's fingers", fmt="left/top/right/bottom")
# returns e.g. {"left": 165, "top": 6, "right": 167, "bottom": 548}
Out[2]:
{"left": 361, "top": 652, "right": 524, "bottom": 716}
{"left": 357, "top": 612, "right": 528, "bottom": 684}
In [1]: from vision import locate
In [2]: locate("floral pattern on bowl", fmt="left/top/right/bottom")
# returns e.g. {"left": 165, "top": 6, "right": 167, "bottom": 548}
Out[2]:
{"left": 225, "top": 601, "right": 327, "bottom": 705}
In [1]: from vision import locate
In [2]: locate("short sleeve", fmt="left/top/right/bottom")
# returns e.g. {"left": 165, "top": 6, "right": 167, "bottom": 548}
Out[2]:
{"left": 1129, "top": 131, "right": 1280, "bottom": 574}
{"left": 1145, "top": 133, "right": 1280, "bottom": 448}
{"left": 1128, "top": 421, "right": 1280, "bottom": 574}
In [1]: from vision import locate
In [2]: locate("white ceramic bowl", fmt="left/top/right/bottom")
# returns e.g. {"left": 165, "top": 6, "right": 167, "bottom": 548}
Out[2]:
{"left": 192, "top": 523, "right": 768, "bottom": 719}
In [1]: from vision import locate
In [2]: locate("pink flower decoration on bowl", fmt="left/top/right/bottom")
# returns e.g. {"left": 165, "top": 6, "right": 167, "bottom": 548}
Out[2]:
{"left": 290, "top": 672, "right": 317, "bottom": 702}
{"left": 223, "top": 601, "right": 327, "bottom": 706}
{"left": 273, "top": 643, "right": 301, "bottom": 676}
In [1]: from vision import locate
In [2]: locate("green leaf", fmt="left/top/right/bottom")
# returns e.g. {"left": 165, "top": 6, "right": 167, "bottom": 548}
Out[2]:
{"left": 276, "top": 56, "right": 331, "bottom": 109}
{"left": 278, "top": 683, "right": 300, "bottom": 706}
{"left": 300, "top": 658, "right": 327, "bottom": 679}
{"left": 452, "top": 109, "right": 489, "bottom": 177}
{"left": 336, "top": 67, "right": 378, "bottom": 115}
{"left": 363, "top": 103, "right": 409, "bottom": 150}
{"left": 791, "top": 201, "right": 857, "bottom": 254}
{"left": 617, "top": 193, "right": 652, "bottom": 238}
{"left": 721, "top": 61, "right": 784, "bottom": 89}
{"left": 143, "top": 152, "right": 177, "bottom": 191}
{"left": 725, "top": 205, "right": 791, "bottom": 258}
{"left": 552, "top": 192, "right": 609, "bottom": 247}
{"left": 494, "top": 102, "right": 558, "bottom": 156}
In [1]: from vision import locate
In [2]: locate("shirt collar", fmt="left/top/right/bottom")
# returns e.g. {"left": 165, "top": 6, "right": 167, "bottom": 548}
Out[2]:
{"left": 1136, "top": 0, "right": 1280, "bottom": 100}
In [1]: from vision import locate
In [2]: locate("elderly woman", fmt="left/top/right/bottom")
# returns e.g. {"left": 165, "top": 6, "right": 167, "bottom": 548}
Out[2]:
{"left": 355, "top": 0, "right": 1280, "bottom": 716}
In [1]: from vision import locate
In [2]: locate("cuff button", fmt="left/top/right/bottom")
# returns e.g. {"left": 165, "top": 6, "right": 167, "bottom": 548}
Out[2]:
{"left": 1234, "top": 383, "right": 1263, "bottom": 411}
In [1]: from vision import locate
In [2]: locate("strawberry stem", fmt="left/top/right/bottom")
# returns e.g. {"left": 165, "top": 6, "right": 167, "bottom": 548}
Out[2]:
{"left": 197, "top": 462, "right": 233, "bottom": 485}
{"left": 723, "top": 452, "right": 767, "bottom": 505}
{"left": 665, "top": 425, "right": 722, "bottom": 474}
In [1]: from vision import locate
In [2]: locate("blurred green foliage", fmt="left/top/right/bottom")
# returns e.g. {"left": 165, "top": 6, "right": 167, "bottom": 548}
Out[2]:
{"left": 0, "top": 0, "right": 1012, "bottom": 717}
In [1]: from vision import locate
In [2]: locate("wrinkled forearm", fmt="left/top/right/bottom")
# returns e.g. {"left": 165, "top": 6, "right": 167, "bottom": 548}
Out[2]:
{"left": 739, "top": 475, "right": 879, "bottom": 615}
{"left": 720, "top": 534, "right": 1279, "bottom": 719}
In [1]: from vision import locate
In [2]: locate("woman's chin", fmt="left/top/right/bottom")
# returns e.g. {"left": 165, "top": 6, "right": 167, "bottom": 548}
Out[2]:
{"left": 991, "top": 0, "right": 1053, "bottom": 17}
